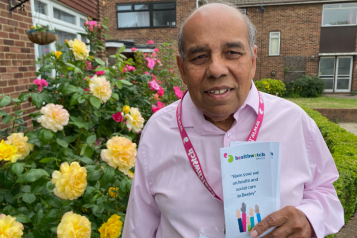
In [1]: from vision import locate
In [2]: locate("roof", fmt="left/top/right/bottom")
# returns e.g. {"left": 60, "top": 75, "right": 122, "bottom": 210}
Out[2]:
{"left": 209, "top": 0, "right": 356, "bottom": 7}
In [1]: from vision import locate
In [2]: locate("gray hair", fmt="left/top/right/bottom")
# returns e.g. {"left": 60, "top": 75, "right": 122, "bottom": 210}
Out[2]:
{"left": 177, "top": 2, "right": 257, "bottom": 61}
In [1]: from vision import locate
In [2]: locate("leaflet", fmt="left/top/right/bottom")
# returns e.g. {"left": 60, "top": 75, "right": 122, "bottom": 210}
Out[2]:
{"left": 220, "top": 142, "right": 281, "bottom": 238}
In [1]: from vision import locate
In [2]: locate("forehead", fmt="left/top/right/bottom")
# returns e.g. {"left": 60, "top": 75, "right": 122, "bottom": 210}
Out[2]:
{"left": 182, "top": 5, "right": 249, "bottom": 50}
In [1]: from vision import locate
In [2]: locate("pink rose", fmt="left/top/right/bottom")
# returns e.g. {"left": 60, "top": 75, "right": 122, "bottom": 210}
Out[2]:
{"left": 112, "top": 112, "right": 124, "bottom": 122}
{"left": 148, "top": 79, "right": 160, "bottom": 91}
{"left": 146, "top": 58, "right": 156, "bottom": 70}
{"left": 169, "top": 69, "right": 174, "bottom": 73}
{"left": 158, "top": 87, "right": 164, "bottom": 96}
{"left": 154, "top": 48, "right": 159, "bottom": 53}
{"left": 33, "top": 79, "right": 48, "bottom": 91}
{"left": 131, "top": 47, "right": 137, "bottom": 52}
{"left": 151, "top": 74, "right": 157, "bottom": 81}
{"left": 84, "top": 88, "right": 89, "bottom": 92}
{"left": 123, "top": 67, "right": 127, "bottom": 73}
{"left": 145, "top": 71, "right": 150, "bottom": 75}
{"left": 95, "top": 70, "right": 105, "bottom": 76}
{"left": 152, "top": 52, "right": 157, "bottom": 57}
{"left": 152, "top": 101, "right": 165, "bottom": 113}
{"left": 174, "top": 86, "right": 183, "bottom": 99}
{"left": 86, "top": 61, "right": 92, "bottom": 70}
{"left": 147, "top": 40, "right": 154, "bottom": 44}
{"left": 126, "top": 65, "right": 136, "bottom": 71}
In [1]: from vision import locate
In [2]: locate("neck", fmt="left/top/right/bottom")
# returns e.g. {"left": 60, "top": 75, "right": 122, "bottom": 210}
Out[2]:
{"left": 204, "top": 114, "right": 235, "bottom": 132}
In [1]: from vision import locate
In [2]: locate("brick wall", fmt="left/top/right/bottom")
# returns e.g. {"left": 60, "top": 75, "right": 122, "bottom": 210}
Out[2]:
{"left": 314, "top": 108, "right": 357, "bottom": 123}
{"left": 0, "top": 0, "right": 37, "bottom": 130}
{"left": 58, "top": 0, "right": 98, "bottom": 19}
{"left": 104, "top": 0, "right": 195, "bottom": 46}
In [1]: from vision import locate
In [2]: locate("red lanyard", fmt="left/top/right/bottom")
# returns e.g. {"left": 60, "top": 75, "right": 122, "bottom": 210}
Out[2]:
{"left": 176, "top": 90, "right": 264, "bottom": 201}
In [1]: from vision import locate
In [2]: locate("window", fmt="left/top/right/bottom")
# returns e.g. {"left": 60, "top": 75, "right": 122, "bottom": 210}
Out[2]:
{"left": 269, "top": 32, "right": 280, "bottom": 56}
{"left": 322, "top": 3, "right": 357, "bottom": 26}
{"left": 240, "top": 9, "right": 246, "bottom": 15}
{"left": 54, "top": 8, "right": 76, "bottom": 25}
{"left": 117, "top": 2, "right": 176, "bottom": 28}
{"left": 34, "top": 0, "right": 47, "bottom": 15}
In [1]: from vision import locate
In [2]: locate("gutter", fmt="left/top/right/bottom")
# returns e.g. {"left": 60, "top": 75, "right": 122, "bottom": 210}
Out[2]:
{"left": 236, "top": 0, "right": 356, "bottom": 7}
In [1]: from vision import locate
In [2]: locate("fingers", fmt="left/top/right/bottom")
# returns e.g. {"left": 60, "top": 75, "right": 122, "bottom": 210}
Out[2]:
{"left": 255, "top": 204, "right": 260, "bottom": 213}
{"left": 247, "top": 215, "right": 251, "bottom": 225}
{"left": 249, "top": 207, "right": 254, "bottom": 216}
{"left": 250, "top": 208, "right": 289, "bottom": 238}
{"left": 236, "top": 209, "right": 241, "bottom": 218}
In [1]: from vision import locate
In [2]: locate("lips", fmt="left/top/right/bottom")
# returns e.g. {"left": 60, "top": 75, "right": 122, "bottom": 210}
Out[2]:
{"left": 205, "top": 87, "right": 234, "bottom": 95}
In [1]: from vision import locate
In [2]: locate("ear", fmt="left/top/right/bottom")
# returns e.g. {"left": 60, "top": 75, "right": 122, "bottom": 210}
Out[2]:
{"left": 176, "top": 54, "right": 187, "bottom": 85}
{"left": 249, "top": 45, "right": 258, "bottom": 79}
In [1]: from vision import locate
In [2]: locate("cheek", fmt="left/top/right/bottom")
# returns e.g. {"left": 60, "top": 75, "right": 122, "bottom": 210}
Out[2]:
{"left": 185, "top": 65, "right": 206, "bottom": 88}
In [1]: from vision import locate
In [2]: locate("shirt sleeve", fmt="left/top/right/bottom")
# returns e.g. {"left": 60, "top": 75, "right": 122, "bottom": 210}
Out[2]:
{"left": 295, "top": 119, "right": 344, "bottom": 238}
{"left": 122, "top": 144, "right": 161, "bottom": 238}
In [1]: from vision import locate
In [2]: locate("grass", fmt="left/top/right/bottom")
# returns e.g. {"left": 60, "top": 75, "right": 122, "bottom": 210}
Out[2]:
{"left": 286, "top": 96, "right": 357, "bottom": 109}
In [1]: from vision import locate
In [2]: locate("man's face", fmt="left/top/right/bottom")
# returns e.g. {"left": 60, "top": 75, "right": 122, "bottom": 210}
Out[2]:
{"left": 177, "top": 6, "right": 257, "bottom": 122}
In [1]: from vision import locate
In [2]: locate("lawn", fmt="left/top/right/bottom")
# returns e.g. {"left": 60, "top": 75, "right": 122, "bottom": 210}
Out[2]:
{"left": 287, "top": 96, "right": 357, "bottom": 109}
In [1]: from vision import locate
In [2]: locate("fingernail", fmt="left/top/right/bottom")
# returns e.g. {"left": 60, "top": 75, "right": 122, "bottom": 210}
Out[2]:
{"left": 250, "top": 230, "right": 258, "bottom": 238}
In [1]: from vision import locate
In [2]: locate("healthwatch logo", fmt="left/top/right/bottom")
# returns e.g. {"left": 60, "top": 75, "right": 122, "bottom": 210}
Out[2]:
{"left": 224, "top": 152, "right": 266, "bottom": 163}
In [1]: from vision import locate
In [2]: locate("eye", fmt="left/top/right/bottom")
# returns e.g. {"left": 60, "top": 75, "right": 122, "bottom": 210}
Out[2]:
{"left": 228, "top": 51, "right": 239, "bottom": 55}
{"left": 196, "top": 55, "right": 205, "bottom": 59}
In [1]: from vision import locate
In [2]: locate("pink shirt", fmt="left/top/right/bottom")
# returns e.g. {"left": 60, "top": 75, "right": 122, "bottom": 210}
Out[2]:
{"left": 123, "top": 82, "right": 344, "bottom": 238}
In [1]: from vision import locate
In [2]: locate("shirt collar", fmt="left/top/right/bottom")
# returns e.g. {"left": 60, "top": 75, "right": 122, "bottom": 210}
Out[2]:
{"left": 170, "top": 80, "right": 259, "bottom": 134}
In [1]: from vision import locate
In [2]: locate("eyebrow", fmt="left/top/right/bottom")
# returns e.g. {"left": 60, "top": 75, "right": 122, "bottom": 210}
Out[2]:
{"left": 187, "top": 46, "right": 210, "bottom": 55}
{"left": 223, "top": 41, "right": 246, "bottom": 50}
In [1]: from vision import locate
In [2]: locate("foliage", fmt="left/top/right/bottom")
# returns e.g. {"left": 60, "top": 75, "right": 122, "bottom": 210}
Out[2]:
{"left": 254, "top": 78, "right": 286, "bottom": 97}
{"left": 29, "top": 24, "right": 55, "bottom": 33}
{"left": 301, "top": 106, "right": 357, "bottom": 225}
{"left": 0, "top": 17, "right": 182, "bottom": 238}
{"left": 285, "top": 75, "right": 324, "bottom": 98}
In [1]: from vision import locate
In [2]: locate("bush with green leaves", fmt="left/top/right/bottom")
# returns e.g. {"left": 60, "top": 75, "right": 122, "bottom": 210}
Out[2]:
{"left": 0, "top": 17, "right": 183, "bottom": 238}
{"left": 286, "top": 75, "right": 324, "bottom": 98}
{"left": 254, "top": 78, "right": 286, "bottom": 97}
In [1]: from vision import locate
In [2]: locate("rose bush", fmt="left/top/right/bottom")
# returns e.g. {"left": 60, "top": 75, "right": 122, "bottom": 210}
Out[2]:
{"left": 0, "top": 17, "right": 183, "bottom": 238}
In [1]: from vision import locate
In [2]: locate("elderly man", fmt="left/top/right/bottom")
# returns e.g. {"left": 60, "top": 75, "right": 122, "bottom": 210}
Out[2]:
{"left": 123, "top": 3, "right": 344, "bottom": 238}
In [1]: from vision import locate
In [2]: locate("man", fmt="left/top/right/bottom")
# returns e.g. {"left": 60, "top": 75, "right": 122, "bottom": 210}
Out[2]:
{"left": 123, "top": 3, "right": 344, "bottom": 238}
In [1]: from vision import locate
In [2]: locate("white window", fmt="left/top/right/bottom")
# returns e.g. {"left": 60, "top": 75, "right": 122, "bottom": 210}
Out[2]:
{"left": 240, "top": 9, "right": 246, "bottom": 15}
{"left": 31, "top": 0, "right": 88, "bottom": 59}
{"left": 269, "top": 32, "right": 280, "bottom": 56}
{"left": 322, "top": 3, "right": 357, "bottom": 26}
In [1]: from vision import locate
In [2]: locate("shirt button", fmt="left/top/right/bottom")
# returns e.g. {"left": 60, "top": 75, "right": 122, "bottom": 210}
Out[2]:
{"left": 227, "top": 132, "right": 231, "bottom": 138}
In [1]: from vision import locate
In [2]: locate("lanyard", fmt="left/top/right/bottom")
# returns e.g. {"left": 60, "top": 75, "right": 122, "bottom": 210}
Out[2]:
{"left": 176, "top": 90, "right": 264, "bottom": 201}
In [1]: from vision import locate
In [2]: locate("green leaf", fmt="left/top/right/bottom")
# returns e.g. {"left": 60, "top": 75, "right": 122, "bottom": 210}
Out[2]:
{"left": 70, "top": 93, "right": 81, "bottom": 106}
{"left": 39, "top": 129, "right": 54, "bottom": 144}
{"left": 0, "top": 110, "right": 8, "bottom": 116}
{"left": 46, "top": 181, "right": 55, "bottom": 192}
{"left": 15, "top": 110, "right": 23, "bottom": 116}
{"left": 86, "top": 135, "right": 96, "bottom": 144}
{"left": 39, "top": 157, "right": 55, "bottom": 163}
{"left": 84, "top": 146, "right": 94, "bottom": 158}
{"left": 45, "top": 194, "right": 62, "bottom": 208}
{"left": 15, "top": 214, "right": 31, "bottom": 223}
{"left": 32, "top": 209, "right": 44, "bottom": 225}
{"left": 16, "top": 169, "right": 49, "bottom": 184}
{"left": 70, "top": 116, "right": 88, "bottom": 130}
{"left": 22, "top": 193, "right": 36, "bottom": 204}
{"left": 118, "top": 45, "right": 125, "bottom": 53}
{"left": 14, "top": 117, "right": 25, "bottom": 124}
{"left": 50, "top": 227, "right": 57, "bottom": 234}
{"left": 2, "top": 115, "right": 11, "bottom": 124}
{"left": 64, "top": 135, "right": 79, "bottom": 143}
{"left": 25, "top": 233, "right": 35, "bottom": 238}
{"left": 63, "top": 85, "right": 78, "bottom": 94}
{"left": 12, "top": 163, "right": 24, "bottom": 176}
{"left": 112, "top": 93, "right": 119, "bottom": 100}
{"left": 56, "top": 138, "right": 68, "bottom": 148}
{"left": 87, "top": 170, "right": 102, "bottom": 181}
{"left": 0, "top": 96, "right": 11, "bottom": 107}
{"left": 95, "top": 66, "right": 106, "bottom": 71}
{"left": 12, "top": 192, "right": 25, "bottom": 199}
{"left": 80, "top": 144, "right": 87, "bottom": 156}
{"left": 31, "top": 177, "right": 48, "bottom": 194}
{"left": 40, "top": 209, "right": 60, "bottom": 223}
{"left": 19, "top": 93, "right": 31, "bottom": 102}
{"left": 116, "top": 81, "right": 123, "bottom": 89}
{"left": 95, "top": 58, "right": 105, "bottom": 66}
{"left": 101, "top": 166, "right": 115, "bottom": 186}
{"left": 78, "top": 157, "right": 94, "bottom": 165}
{"left": 90, "top": 96, "right": 101, "bottom": 109}
{"left": 0, "top": 170, "right": 15, "bottom": 189}
{"left": 31, "top": 93, "right": 44, "bottom": 108}
{"left": 121, "top": 80, "right": 132, "bottom": 86}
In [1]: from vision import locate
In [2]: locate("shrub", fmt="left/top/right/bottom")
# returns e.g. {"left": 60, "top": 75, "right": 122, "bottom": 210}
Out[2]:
{"left": 301, "top": 106, "right": 357, "bottom": 225}
{"left": 254, "top": 78, "right": 286, "bottom": 97}
{"left": 0, "top": 18, "right": 183, "bottom": 238}
{"left": 286, "top": 75, "right": 324, "bottom": 98}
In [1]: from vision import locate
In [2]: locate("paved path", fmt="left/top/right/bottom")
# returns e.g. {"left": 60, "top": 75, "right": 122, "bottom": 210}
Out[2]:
{"left": 335, "top": 123, "right": 357, "bottom": 237}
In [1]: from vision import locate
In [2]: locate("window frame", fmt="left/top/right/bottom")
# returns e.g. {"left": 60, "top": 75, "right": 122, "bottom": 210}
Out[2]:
{"left": 269, "top": 31, "right": 280, "bottom": 56}
{"left": 116, "top": 1, "right": 177, "bottom": 29}
{"left": 322, "top": 3, "right": 357, "bottom": 27}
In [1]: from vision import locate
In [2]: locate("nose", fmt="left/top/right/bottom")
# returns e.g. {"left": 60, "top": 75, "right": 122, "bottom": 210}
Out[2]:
{"left": 207, "top": 54, "right": 229, "bottom": 79}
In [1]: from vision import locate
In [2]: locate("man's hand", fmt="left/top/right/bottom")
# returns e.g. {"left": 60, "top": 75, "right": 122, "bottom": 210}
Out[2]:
{"left": 250, "top": 206, "right": 312, "bottom": 238}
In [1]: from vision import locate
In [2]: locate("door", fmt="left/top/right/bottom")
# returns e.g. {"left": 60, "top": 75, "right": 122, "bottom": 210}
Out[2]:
{"left": 319, "top": 57, "right": 335, "bottom": 92}
{"left": 335, "top": 56, "right": 353, "bottom": 93}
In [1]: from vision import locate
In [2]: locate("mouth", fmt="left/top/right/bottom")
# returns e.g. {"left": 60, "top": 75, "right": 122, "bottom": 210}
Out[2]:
{"left": 205, "top": 88, "right": 234, "bottom": 95}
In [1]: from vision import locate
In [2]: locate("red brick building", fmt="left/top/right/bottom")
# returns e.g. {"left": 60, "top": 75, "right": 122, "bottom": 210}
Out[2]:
{"left": 0, "top": 0, "right": 104, "bottom": 130}
{"left": 105, "top": 0, "right": 357, "bottom": 93}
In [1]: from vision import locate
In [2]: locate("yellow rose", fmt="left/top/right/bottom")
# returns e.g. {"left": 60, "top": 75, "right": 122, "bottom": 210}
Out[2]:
{"left": 101, "top": 136, "right": 136, "bottom": 176}
{"left": 108, "top": 187, "right": 118, "bottom": 198}
{"left": 127, "top": 170, "right": 134, "bottom": 179}
{"left": 0, "top": 140, "right": 21, "bottom": 162}
{"left": 37, "top": 103, "right": 69, "bottom": 132}
{"left": 52, "top": 162, "right": 87, "bottom": 200}
{"left": 125, "top": 107, "right": 145, "bottom": 133}
{"left": 68, "top": 38, "right": 89, "bottom": 61}
{"left": 89, "top": 75, "right": 112, "bottom": 103}
{"left": 6, "top": 133, "right": 34, "bottom": 161}
{"left": 55, "top": 51, "right": 62, "bottom": 59}
{"left": 0, "top": 214, "right": 24, "bottom": 238}
{"left": 57, "top": 212, "right": 91, "bottom": 238}
{"left": 122, "top": 105, "right": 130, "bottom": 114}
{"left": 31, "top": 26, "right": 35, "bottom": 29}
{"left": 98, "top": 214, "right": 123, "bottom": 238}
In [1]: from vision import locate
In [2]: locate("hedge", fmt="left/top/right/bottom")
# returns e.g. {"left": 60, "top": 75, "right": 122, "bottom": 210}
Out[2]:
{"left": 301, "top": 106, "right": 357, "bottom": 226}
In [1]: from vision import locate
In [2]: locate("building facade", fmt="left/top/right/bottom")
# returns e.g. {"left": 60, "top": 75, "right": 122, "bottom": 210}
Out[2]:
{"left": 0, "top": 0, "right": 103, "bottom": 131}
